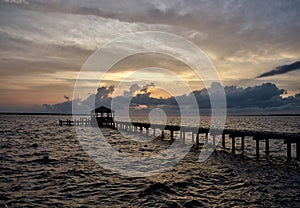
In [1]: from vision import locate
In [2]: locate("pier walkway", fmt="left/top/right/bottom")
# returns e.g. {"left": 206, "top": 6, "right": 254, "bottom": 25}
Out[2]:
{"left": 59, "top": 119, "right": 300, "bottom": 161}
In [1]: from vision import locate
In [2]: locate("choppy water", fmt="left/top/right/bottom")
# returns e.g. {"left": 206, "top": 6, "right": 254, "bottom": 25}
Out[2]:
{"left": 0, "top": 115, "right": 300, "bottom": 207}
{"left": 129, "top": 115, "right": 300, "bottom": 133}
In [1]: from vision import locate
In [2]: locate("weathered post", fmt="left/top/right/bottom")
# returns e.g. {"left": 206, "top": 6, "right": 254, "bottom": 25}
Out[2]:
{"left": 255, "top": 137, "right": 260, "bottom": 160}
{"left": 161, "top": 129, "right": 165, "bottom": 140}
{"left": 192, "top": 133, "right": 195, "bottom": 144}
{"left": 265, "top": 139, "right": 269, "bottom": 157}
{"left": 170, "top": 130, "right": 174, "bottom": 140}
{"left": 231, "top": 136, "right": 235, "bottom": 154}
{"left": 212, "top": 134, "right": 216, "bottom": 147}
{"left": 241, "top": 136, "right": 245, "bottom": 153}
{"left": 296, "top": 142, "right": 300, "bottom": 161}
{"left": 222, "top": 134, "right": 226, "bottom": 149}
{"left": 287, "top": 142, "right": 292, "bottom": 161}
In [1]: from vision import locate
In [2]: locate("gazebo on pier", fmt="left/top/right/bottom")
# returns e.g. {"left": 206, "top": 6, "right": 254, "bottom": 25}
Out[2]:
{"left": 90, "top": 106, "right": 115, "bottom": 128}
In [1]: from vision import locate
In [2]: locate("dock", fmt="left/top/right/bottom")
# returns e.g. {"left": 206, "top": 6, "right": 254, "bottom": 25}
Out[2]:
{"left": 58, "top": 118, "right": 300, "bottom": 162}
{"left": 58, "top": 119, "right": 74, "bottom": 126}
{"left": 59, "top": 118, "right": 91, "bottom": 126}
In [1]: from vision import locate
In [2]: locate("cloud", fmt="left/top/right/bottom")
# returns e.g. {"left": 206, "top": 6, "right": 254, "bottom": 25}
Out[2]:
{"left": 139, "top": 83, "right": 155, "bottom": 94}
{"left": 257, "top": 61, "right": 300, "bottom": 78}
{"left": 123, "top": 83, "right": 140, "bottom": 97}
{"left": 2, "top": 0, "right": 28, "bottom": 4}
{"left": 42, "top": 100, "right": 73, "bottom": 114}
{"left": 42, "top": 86, "right": 115, "bottom": 113}
{"left": 1, "top": 0, "right": 300, "bottom": 111}
{"left": 42, "top": 82, "right": 300, "bottom": 114}
{"left": 83, "top": 86, "right": 115, "bottom": 108}
{"left": 224, "top": 83, "right": 286, "bottom": 108}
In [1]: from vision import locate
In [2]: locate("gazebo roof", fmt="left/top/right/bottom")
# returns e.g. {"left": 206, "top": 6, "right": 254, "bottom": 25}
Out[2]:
{"left": 91, "top": 106, "right": 114, "bottom": 113}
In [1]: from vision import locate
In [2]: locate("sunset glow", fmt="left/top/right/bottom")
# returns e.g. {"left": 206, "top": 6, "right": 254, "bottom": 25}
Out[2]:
{"left": 0, "top": 0, "right": 299, "bottom": 114}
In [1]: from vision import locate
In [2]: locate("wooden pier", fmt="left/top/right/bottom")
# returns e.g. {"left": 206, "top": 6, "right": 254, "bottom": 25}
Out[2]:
{"left": 59, "top": 118, "right": 91, "bottom": 126}
{"left": 58, "top": 119, "right": 74, "bottom": 126}
{"left": 59, "top": 119, "right": 300, "bottom": 162}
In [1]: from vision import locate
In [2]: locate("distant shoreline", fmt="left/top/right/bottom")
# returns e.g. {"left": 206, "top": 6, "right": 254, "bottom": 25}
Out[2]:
{"left": 0, "top": 112, "right": 299, "bottom": 117}
{"left": 230, "top": 114, "right": 300, "bottom": 116}
{"left": 0, "top": 112, "right": 85, "bottom": 116}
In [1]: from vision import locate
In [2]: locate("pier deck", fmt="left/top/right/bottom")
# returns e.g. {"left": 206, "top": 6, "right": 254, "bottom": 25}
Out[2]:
{"left": 59, "top": 119, "right": 300, "bottom": 161}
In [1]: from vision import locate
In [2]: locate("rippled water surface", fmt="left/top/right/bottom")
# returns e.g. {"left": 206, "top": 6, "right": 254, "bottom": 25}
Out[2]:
{"left": 0, "top": 115, "right": 299, "bottom": 207}
{"left": 129, "top": 115, "right": 300, "bottom": 133}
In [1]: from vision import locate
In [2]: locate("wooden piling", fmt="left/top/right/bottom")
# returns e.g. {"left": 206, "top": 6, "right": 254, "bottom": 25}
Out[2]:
{"left": 296, "top": 142, "right": 300, "bottom": 161}
{"left": 255, "top": 137, "right": 260, "bottom": 160}
{"left": 231, "top": 136, "right": 235, "bottom": 154}
{"left": 196, "top": 133, "right": 199, "bottom": 147}
{"left": 241, "top": 136, "right": 245, "bottom": 153}
{"left": 170, "top": 130, "right": 174, "bottom": 140}
{"left": 287, "top": 142, "right": 292, "bottom": 161}
{"left": 212, "top": 134, "right": 216, "bottom": 147}
{"left": 265, "top": 139, "right": 269, "bottom": 157}
{"left": 222, "top": 134, "right": 226, "bottom": 148}
{"left": 161, "top": 129, "right": 165, "bottom": 140}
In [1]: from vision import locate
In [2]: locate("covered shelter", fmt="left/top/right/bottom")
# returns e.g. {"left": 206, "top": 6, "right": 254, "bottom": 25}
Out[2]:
{"left": 90, "top": 106, "right": 115, "bottom": 128}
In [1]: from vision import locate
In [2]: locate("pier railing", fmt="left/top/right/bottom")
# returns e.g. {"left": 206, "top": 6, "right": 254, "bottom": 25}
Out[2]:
{"left": 58, "top": 119, "right": 300, "bottom": 161}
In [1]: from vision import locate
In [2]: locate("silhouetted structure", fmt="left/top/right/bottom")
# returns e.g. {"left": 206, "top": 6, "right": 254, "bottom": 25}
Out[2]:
{"left": 91, "top": 106, "right": 115, "bottom": 128}
{"left": 59, "top": 110, "right": 300, "bottom": 162}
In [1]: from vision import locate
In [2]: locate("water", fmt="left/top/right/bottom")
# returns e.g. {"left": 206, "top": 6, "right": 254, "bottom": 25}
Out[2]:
{"left": 128, "top": 115, "right": 300, "bottom": 133}
{"left": 0, "top": 115, "right": 299, "bottom": 207}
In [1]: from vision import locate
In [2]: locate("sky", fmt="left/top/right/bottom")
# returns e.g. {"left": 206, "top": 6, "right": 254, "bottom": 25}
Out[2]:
{"left": 0, "top": 0, "right": 300, "bottom": 113}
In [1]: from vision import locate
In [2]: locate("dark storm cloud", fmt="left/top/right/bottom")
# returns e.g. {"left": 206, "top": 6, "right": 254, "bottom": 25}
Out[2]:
{"left": 42, "top": 100, "right": 73, "bottom": 114}
{"left": 175, "top": 83, "right": 290, "bottom": 109}
{"left": 42, "top": 82, "right": 300, "bottom": 114}
{"left": 42, "top": 86, "right": 115, "bottom": 113}
{"left": 139, "top": 83, "right": 155, "bottom": 94}
{"left": 123, "top": 84, "right": 140, "bottom": 97}
{"left": 224, "top": 83, "right": 287, "bottom": 108}
{"left": 81, "top": 86, "right": 115, "bottom": 110}
{"left": 257, "top": 61, "right": 300, "bottom": 78}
